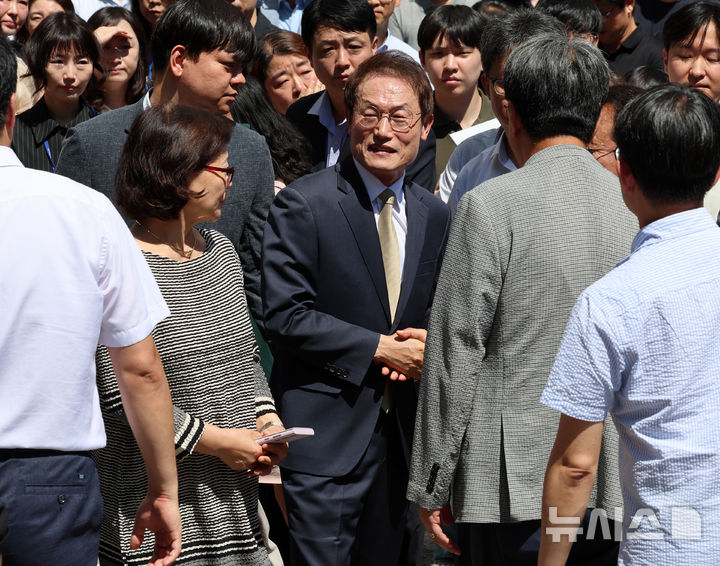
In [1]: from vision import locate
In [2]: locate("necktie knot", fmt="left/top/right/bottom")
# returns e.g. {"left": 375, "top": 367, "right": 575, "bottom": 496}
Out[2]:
{"left": 380, "top": 188, "right": 395, "bottom": 208}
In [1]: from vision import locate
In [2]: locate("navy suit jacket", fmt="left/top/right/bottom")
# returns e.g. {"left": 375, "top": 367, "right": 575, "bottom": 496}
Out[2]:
{"left": 286, "top": 91, "right": 437, "bottom": 193}
{"left": 55, "top": 99, "right": 275, "bottom": 327}
{"left": 262, "top": 156, "right": 450, "bottom": 477}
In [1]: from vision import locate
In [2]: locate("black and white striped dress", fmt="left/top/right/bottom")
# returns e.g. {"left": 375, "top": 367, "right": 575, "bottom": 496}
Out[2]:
{"left": 93, "top": 229, "right": 275, "bottom": 566}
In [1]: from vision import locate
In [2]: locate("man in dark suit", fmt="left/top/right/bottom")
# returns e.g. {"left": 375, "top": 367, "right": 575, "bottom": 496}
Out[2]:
{"left": 262, "top": 51, "right": 450, "bottom": 566}
{"left": 56, "top": 0, "right": 274, "bottom": 326}
{"left": 286, "top": 0, "right": 437, "bottom": 191}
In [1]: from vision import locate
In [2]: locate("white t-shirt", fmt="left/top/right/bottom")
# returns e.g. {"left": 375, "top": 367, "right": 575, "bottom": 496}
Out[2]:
{"left": 0, "top": 147, "right": 169, "bottom": 451}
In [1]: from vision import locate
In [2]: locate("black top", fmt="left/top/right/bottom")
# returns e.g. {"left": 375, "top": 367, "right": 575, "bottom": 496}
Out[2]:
{"left": 601, "top": 24, "right": 664, "bottom": 76}
{"left": 11, "top": 97, "right": 95, "bottom": 173}
{"left": 254, "top": 9, "right": 276, "bottom": 39}
{"left": 0, "top": 499, "right": 6, "bottom": 554}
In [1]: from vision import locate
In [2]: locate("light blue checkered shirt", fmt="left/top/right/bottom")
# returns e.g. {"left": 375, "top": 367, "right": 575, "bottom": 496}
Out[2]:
{"left": 542, "top": 207, "right": 720, "bottom": 566}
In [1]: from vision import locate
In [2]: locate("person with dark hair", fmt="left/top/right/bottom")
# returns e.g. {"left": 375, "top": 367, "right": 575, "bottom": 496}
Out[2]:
{"left": 55, "top": 0, "right": 274, "bottom": 330}
{"left": 11, "top": 11, "right": 98, "bottom": 172}
{"left": 230, "top": 77, "right": 312, "bottom": 191}
{"left": 227, "top": 0, "right": 276, "bottom": 38}
{"left": 663, "top": 1, "right": 720, "bottom": 100}
{"left": 258, "top": 0, "right": 309, "bottom": 34}
{"left": 95, "top": 102, "right": 287, "bottom": 566}
{"left": 472, "top": 0, "right": 517, "bottom": 16}
{"left": 86, "top": 7, "right": 147, "bottom": 112}
{"left": 440, "top": 8, "right": 564, "bottom": 207}
{"left": 130, "top": 0, "right": 171, "bottom": 49}
{"left": 418, "top": 4, "right": 494, "bottom": 182}
{"left": 540, "top": 83, "right": 720, "bottom": 566}
{"left": 263, "top": 50, "right": 450, "bottom": 566}
{"left": 623, "top": 62, "right": 668, "bottom": 86}
{"left": 14, "top": 0, "right": 73, "bottom": 43}
{"left": 253, "top": 28, "right": 321, "bottom": 114}
{"left": 388, "top": 0, "right": 476, "bottom": 52}
{"left": 593, "top": 0, "right": 663, "bottom": 74}
{"left": 409, "top": 34, "right": 636, "bottom": 565}
{"left": 368, "top": 0, "right": 420, "bottom": 63}
{"left": 537, "top": 0, "right": 602, "bottom": 42}
{"left": 634, "top": 0, "right": 714, "bottom": 44}
{"left": 0, "top": 34, "right": 181, "bottom": 566}
{"left": 589, "top": 83, "right": 644, "bottom": 173}
{"left": 287, "top": 0, "right": 437, "bottom": 191}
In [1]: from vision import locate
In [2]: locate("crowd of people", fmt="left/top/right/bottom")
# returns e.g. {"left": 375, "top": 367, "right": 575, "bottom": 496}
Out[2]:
{"left": 1, "top": 0, "right": 719, "bottom": 566}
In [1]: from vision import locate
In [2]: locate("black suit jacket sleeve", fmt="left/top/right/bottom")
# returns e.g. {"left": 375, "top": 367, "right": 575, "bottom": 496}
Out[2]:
{"left": 262, "top": 184, "right": 381, "bottom": 388}
{"left": 406, "top": 129, "right": 436, "bottom": 192}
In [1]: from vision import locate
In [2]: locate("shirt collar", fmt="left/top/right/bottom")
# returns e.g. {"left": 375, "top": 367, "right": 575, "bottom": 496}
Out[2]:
{"left": 277, "top": 0, "right": 309, "bottom": 9}
{"left": 308, "top": 90, "right": 345, "bottom": 135}
{"left": 495, "top": 131, "right": 516, "bottom": 171}
{"left": 0, "top": 146, "right": 23, "bottom": 168}
{"left": 631, "top": 208, "right": 716, "bottom": 253}
{"left": 29, "top": 97, "right": 94, "bottom": 145}
{"left": 353, "top": 157, "right": 406, "bottom": 206}
{"left": 142, "top": 89, "right": 152, "bottom": 110}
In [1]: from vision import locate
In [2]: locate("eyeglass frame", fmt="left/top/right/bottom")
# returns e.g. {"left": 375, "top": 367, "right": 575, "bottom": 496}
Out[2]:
{"left": 204, "top": 165, "right": 235, "bottom": 188}
{"left": 354, "top": 109, "right": 424, "bottom": 133}
{"left": 482, "top": 72, "right": 505, "bottom": 96}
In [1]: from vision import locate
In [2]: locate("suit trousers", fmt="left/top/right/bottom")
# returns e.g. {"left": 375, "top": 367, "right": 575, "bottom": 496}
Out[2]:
{"left": 0, "top": 450, "right": 103, "bottom": 566}
{"left": 460, "top": 510, "right": 619, "bottom": 566}
{"left": 282, "top": 409, "right": 424, "bottom": 566}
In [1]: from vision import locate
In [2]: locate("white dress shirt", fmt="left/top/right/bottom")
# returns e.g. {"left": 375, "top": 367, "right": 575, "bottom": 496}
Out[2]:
{"left": 354, "top": 158, "right": 407, "bottom": 277}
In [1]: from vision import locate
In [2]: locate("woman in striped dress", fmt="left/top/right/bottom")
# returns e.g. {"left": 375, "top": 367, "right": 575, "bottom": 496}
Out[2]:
{"left": 93, "top": 104, "right": 288, "bottom": 566}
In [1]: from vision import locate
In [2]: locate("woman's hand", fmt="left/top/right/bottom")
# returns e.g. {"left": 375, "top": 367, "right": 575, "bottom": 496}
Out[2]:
{"left": 93, "top": 25, "right": 132, "bottom": 49}
{"left": 195, "top": 424, "right": 263, "bottom": 471}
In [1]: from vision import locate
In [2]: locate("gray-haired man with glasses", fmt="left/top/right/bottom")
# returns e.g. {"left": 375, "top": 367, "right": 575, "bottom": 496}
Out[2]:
{"left": 262, "top": 50, "right": 450, "bottom": 566}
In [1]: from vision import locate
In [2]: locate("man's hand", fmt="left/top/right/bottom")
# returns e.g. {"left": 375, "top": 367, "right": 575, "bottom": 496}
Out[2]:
{"left": 131, "top": 493, "right": 182, "bottom": 566}
{"left": 419, "top": 506, "right": 461, "bottom": 556}
{"left": 375, "top": 328, "right": 427, "bottom": 381}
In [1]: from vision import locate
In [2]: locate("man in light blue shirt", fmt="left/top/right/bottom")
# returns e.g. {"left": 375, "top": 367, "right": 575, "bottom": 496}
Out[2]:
{"left": 259, "top": 0, "right": 310, "bottom": 33}
{"left": 540, "top": 84, "right": 720, "bottom": 566}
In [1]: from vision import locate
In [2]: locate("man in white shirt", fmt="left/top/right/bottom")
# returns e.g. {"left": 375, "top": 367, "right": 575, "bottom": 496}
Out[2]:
{"left": 0, "top": 36, "right": 180, "bottom": 566}
{"left": 369, "top": 0, "right": 421, "bottom": 63}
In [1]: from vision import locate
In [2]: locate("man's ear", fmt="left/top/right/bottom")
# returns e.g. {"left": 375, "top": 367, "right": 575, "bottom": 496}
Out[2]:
{"left": 662, "top": 48, "right": 668, "bottom": 74}
{"left": 480, "top": 71, "right": 489, "bottom": 96}
{"left": 371, "top": 34, "right": 379, "bottom": 54}
{"left": 5, "top": 93, "right": 16, "bottom": 139}
{"left": 168, "top": 45, "right": 188, "bottom": 78}
{"left": 419, "top": 112, "right": 434, "bottom": 141}
{"left": 617, "top": 156, "right": 637, "bottom": 196}
{"left": 506, "top": 100, "right": 523, "bottom": 138}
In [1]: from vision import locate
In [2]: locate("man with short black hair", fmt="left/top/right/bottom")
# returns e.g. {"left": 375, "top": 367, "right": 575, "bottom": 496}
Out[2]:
{"left": 593, "top": 0, "right": 663, "bottom": 74}
{"left": 0, "top": 35, "right": 180, "bottom": 566}
{"left": 56, "top": 0, "right": 274, "bottom": 328}
{"left": 408, "top": 34, "right": 636, "bottom": 565}
{"left": 540, "top": 83, "right": 720, "bottom": 566}
{"left": 537, "top": 0, "right": 602, "bottom": 42}
{"left": 286, "top": 0, "right": 436, "bottom": 191}
{"left": 264, "top": 50, "right": 450, "bottom": 566}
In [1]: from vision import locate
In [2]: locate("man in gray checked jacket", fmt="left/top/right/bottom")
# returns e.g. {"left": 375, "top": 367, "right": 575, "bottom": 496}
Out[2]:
{"left": 407, "top": 34, "right": 637, "bottom": 565}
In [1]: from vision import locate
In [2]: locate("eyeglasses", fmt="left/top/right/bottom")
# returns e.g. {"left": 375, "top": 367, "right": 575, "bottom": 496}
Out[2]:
{"left": 355, "top": 110, "right": 423, "bottom": 133}
{"left": 588, "top": 146, "right": 618, "bottom": 161}
{"left": 599, "top": 4, "right": 622, "bottom": 18}
{"left": 204, "top": 165, "right": 234, "bottom": 188}
{"left": 488, "top": 76, "right": 505, "bottom": 96}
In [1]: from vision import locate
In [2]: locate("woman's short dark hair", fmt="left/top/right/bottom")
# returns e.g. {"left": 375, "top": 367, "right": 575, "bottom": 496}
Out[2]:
{"left": 473, "top": 0, "right": 517, "bottom": 17}
{"left": 15, "top": 0, "right": 75, "bottom": 44}
{"left": 86, "top": 7, "right": 148, "bottom": 108}
{"left": 417, "top": 5, "right": 485, "bottom": 53}
{"left": 537, "top": 0, "right": 602, "bottom": 38}
{"left": 253, "top": 29, "right": 307, "bottom": 86}
{"left": 24, "top": 12, "right": 100, "bottom": 90}
{"left": 116, "top": 104, "right": 234, "bottom": 221}
{"left": 301, "top": 0, "right": 376, "bottom": 51}
{"left": 151, "top": 0, "right": 256, "bottom": 75}
{"left": 230, "top": 77, "right": 312, "bottom": 185}
{"left": 663, "top": 1, "right": 720, "bottom": 51}
{"left": 344, "top": 51, "right": 433, "bottom": 117}
{"left": 615, "top": 84, "right": 720, "bottom": 205}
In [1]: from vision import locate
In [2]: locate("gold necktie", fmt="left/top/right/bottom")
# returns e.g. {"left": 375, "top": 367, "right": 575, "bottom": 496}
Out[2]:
{"left": 378, "top": 189, "right": 400, "bottom": 413}
{"left": 378, "top": 188, "right": 401, "bottom": 321}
